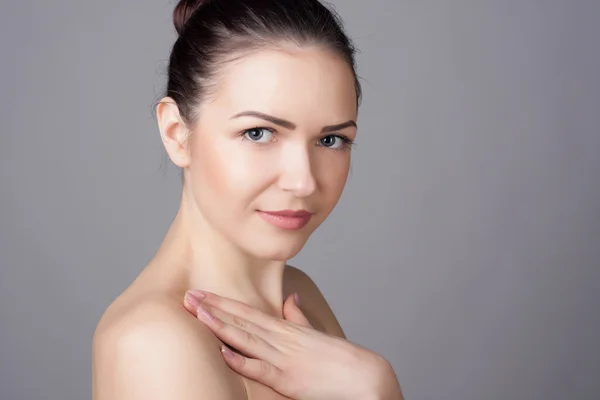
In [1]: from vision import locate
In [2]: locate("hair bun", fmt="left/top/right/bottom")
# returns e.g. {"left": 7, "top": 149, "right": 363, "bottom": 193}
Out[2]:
{"left": 173, "top": 0, "right": 205, "bottom": 36}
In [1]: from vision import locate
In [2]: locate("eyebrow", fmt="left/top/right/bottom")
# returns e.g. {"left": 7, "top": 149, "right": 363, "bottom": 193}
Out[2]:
{"left": 230, "top": 111, "right": 357, "bottom": 133}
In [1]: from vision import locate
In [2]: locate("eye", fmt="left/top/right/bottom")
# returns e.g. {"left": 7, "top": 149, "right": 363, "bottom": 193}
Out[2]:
{"left": 242, "top": 127, "right": 274, "bottom": 143}
{"left": 318, "top": 135, "right": 352, "bottom": 150}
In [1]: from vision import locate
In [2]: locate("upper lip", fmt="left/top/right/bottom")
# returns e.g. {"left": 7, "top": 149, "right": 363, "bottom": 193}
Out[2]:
{"left": 259, "top": 209, "right": 313, "bottom": 217}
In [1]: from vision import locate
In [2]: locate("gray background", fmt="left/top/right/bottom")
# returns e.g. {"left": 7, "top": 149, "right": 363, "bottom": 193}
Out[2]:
{"left": 1, "top": 0, "right": 599, "bottom": 399}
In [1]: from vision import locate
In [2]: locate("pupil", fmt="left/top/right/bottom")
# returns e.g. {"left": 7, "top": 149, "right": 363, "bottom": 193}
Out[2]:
{"left": 322, "top": 136, "right": 335, "bottom": 146}
{"left": 249, "top": 129, "right": 263, "bottom": 140}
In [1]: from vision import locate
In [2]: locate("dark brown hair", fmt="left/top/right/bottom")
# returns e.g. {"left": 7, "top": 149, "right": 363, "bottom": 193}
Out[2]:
{"left": 166, "top": 0, "right": 362, "bottom": 127}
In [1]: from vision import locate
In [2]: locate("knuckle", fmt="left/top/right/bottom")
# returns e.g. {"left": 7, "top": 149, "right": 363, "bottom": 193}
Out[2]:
{"left": 232, "top": 315, "right": 246, "bottom": 329}
{"left": 272, "top": 317, "right": 289, "bottom": 332}
{"left": 237, "top": 354, "right": 247, "bottom": 369}
{"left": 245, "top": 330, "right": 258, "bottom": 346}
{"left": 258, "top": 360, "right": 272, "bottom": 377}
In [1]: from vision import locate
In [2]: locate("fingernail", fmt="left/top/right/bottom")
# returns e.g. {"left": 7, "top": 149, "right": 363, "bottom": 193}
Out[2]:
{"left": 293, "top": 292, "right": 300, "bottom": 306}
{"left": 185, "top": 291, "right": 203, "bottom": 309}
{"left": 221, "top": 345, "right": 236, "bottom": 361}
{"left": 188, "top": 290, "right": 207, "bottom": 300}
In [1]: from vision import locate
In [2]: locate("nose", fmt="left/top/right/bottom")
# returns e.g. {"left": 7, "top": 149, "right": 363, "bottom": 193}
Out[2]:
{"left": 278, "top": 145, "right": 317, "bottom": 198}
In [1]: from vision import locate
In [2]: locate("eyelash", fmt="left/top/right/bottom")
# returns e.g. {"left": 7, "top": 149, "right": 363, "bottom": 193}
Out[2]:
{"left": 239, "top": 127, "right": 355, "bottom": 151}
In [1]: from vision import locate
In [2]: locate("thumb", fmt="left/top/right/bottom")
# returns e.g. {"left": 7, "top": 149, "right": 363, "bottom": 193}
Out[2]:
{"left": 283, "top": 292, "right": 312, "bottom": 327}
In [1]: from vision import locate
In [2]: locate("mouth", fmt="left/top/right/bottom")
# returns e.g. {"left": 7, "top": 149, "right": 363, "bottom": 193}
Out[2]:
{"left": 256, "top": 209, "right": 313, "bottom": 230}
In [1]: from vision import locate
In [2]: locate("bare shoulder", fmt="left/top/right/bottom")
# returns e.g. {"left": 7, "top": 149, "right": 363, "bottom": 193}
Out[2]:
{"left": 92, "top": 291, "right": 246, "bottom": 400}
{"left": 283, "top": 265, "right": 346, "bottom": 338}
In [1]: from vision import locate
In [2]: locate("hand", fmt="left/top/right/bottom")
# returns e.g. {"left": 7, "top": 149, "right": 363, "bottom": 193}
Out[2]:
{"left": 183, "top": 290, "right": 403, "bottom": 400}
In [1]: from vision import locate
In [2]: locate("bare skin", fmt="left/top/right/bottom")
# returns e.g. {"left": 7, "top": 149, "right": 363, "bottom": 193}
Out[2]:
{"left": 92, "top": 46, "right": 400, "bottom": 399}
{"left": 92, "top": 254, "right": 344, "bottom": 399}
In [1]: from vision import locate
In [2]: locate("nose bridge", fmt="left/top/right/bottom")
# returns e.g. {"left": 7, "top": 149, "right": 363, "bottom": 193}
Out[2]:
{"left": 279, "top": 141, "right": 316, "bottom": 197}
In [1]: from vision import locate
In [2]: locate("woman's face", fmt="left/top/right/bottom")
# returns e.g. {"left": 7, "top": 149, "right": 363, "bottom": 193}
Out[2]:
{"left": 182, "top": 47, "right": 357, "bottom": 260}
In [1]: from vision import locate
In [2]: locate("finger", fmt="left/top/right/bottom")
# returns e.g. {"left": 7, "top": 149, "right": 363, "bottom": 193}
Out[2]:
{"left": 203, "top": 302, "right": 270, "bottom": 339}
{"left": 282, "top": 293, "right": 313, "bottom": 328}
{"left": 220, "top": 345, "right": 285, "bottom": 389}
{"left": 186, "top": 292, "right": 270, "bottom": 339}
{"left": 193, "top": 302, "right": 280, "bottom": 362}
{"left": 188, "top": 290, "right": 282, "bottom": 330}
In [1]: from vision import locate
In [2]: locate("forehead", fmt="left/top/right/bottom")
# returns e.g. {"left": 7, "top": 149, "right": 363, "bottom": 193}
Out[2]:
{"left": 201, "top": 46, "right": 357, "bottom": 126}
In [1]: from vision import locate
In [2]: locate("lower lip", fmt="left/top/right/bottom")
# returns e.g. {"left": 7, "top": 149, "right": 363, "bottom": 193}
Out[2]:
{"left": 257, "top": 211, "right": 312, "bottom": 230}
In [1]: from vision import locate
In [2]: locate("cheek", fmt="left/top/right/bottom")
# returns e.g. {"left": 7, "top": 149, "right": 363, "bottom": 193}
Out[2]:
{"left": 316, "top": 153, "right": 351, "bottom": 207}
{"left": 190, "top": 136, "right": 272, "bottom": 211}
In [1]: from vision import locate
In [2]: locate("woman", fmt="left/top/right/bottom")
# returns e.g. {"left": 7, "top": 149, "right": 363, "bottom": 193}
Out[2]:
{"left": 92, "top": 0, "right": 403, "bottom": 398}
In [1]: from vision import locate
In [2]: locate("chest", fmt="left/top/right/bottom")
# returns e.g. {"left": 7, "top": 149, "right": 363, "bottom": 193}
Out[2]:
{"left": 242, "top": 377, "right": 293, "bottom": 400}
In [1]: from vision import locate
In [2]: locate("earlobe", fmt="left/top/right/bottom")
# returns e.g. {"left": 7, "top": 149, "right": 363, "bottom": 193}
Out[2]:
{"left": 156, "top": 97, "right": 191, "bottom": 168}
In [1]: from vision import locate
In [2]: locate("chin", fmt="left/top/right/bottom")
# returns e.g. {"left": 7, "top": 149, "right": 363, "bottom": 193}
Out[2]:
{"left": 242, "top": 234, "right": 309, "bottom": 261}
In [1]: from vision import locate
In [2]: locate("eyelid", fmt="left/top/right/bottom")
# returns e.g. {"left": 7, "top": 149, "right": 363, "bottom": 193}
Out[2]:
{"left": 323, "top": 133, "right": 354, "bottom": 143}
{"left": 318, "top": 133, "right": 355, "bottom": 150}
{"left": 240, "top": 127, "right": 355, "bottom": 149}
{"left": 240, "top": 126, "right": 277, "bottom": 144}
{"left": 240, "top": 126, "right": 276, "bottom": 135}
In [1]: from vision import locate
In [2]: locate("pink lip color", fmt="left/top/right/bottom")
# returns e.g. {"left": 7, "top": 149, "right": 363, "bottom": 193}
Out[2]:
{"left": 257, "top": 210, "right": 313, "bottom": 230}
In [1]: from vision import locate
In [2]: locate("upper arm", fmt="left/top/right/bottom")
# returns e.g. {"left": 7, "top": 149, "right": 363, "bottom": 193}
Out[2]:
{"left": 92, "top": 301, "right": 246, "bottom": 400}
{"left": 284, "top": 266, "right": 346, "bottom": 339}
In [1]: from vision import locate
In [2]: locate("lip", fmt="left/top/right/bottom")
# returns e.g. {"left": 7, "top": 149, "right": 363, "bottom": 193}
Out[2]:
{"left": 257, "top": 209, "right": 313, "bottom": 230}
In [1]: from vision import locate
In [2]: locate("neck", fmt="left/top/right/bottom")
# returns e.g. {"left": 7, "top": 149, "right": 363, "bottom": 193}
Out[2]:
{"left": 149, "top": 190, "right": 287, "bottom": 316}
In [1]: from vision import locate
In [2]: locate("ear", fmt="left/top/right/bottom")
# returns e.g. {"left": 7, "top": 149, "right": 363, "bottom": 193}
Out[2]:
{"left": 156, "top": 97, "right": 192, "bottom": 168}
